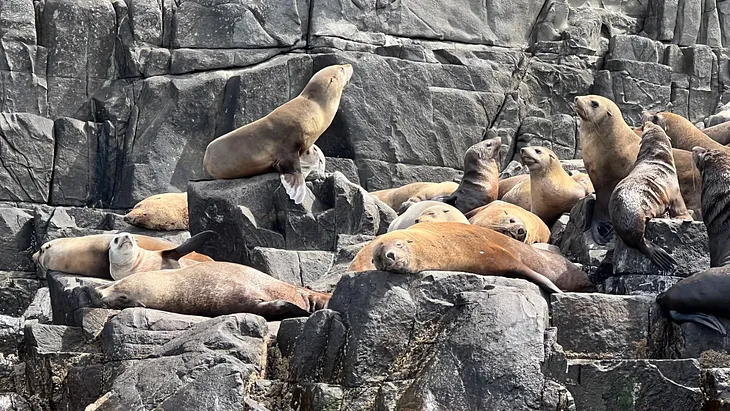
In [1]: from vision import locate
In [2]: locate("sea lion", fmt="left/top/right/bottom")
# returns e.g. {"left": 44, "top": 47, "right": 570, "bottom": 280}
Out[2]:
{"left": 442, "top": 137, "right": 501, "bottom": 213}
{"left": 656, "top": 267, "right": 730, "bottom": 335}
{"left": 520, "top": 146, "right": 586, "bottom": 225}
{"left": 388, "top": 201, "right": 466, "bottom": 232}
{"left": 647, "top": 111, "right": 730, "bottom": 153}
{"left": 701, "top": 121, "right": 730, "bottom": 145}
{"left": 369, "top": 222, "right": 593, "bottom": 293}
{"left": 33, "top": 234, "right": 213, "bottom": 279}
{"left": 124, "top": 192, "right": 189, "bottom": 231}
{"left": 467, "top": 200, "right": 550, "bottom": 244}
{"left": 501, "top": 178, "right": 532, "bottom": 211}
{"left": 108, "top": 231, "right": 216, "bottom": 280}
{"left": 571, "top": 172, "right": 595, "bottom": 195}
{"left": 398, "top": 182, "right": 459, "bottom": 212}
{"left": 692, "top": 147, "right": 730, "bottom": 267}
{"left": 92, "top": 261, "right": 331, "bottom": 321}
{"left": 300, "top": 144, "right": 326, "bottom": 178}
{"left": 498, "top": 175, "right": 528, "bottom": 199}
{"left": 574, "top": 95, "right": 701, "bottom": 244}
{"left": 609, "top": 122, "right": 693, "bottom": 271}
{"left": 203, "top": 64, "right": 354, "bottom": 204}
{"left": 371, "top": 182, "right": 434, "bottom": 212}
{"left": 413, "top": 204, "right": 470, "bottom": 225}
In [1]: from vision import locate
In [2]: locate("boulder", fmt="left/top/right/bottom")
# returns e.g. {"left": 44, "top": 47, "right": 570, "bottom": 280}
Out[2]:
{"left": 0, "top": 208, "right": 35, "bottom": 272}
{"left": 0, "top": 271, "right": 39, "bottom": 317}
{"left": 46, "top": 272, "right": 111, "bottom": 326}
{"left": 603, "top": 274, "right": 683, "bottom": 295}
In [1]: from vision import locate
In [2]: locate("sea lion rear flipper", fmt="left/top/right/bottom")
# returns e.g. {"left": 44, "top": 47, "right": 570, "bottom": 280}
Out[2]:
{"left": 669, "top": 310, "right": 727, "bottom": 335}
{"left": 255, "top": 299, "right": 312, "bottom": 321}
{"left": 640, "top": 238, "right": 677, "bottom": 271}
{"left": 161, "top": 230, "right": 216, "bottom": 260}
{"left": 275, "top": 155, "right": 307, "bottom": 204}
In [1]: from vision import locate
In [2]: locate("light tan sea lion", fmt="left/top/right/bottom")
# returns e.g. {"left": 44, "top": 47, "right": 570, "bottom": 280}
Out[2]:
{"left": 648, "top": 111, "right": 730, "bottom": 153}
{"left": 701, "top": 121, "right": 730, "bottom": 146}
{"left": 467, "top": 200, "right": 550, "bottom": 244}
{"left": 92, "top": 261, "right": 332, "bottom": 321}
{"left": 203, "top": 64, "right": 354, "bottom": 204}
{"left": 108, "top": 231, "right": 216, "bottom": 280}
{"left": 498, "top": 175, "right": 529, "bottom": 199}
{"left": 414, "top": 204, "right": 470, "bottom": 225}
{"left": 368, "top": 222, "right": 593, "bottom": 293}
{"left": 574, "top": 95, "right": 701, "bottom": 244}
{"left": 501, "top": 178, "right": 532, "bottom": 211}
{"left": 609, "top": 122, "right": 692, "bottom": 271}
{"left": 371, "top": 182, "right": 434, "bottom": 212}
{"left": 571, "top": 172, "right": 595, "bottom": 195}
{"left": 388, "top": 201, "right": 466, "bottom": 232}
{"left": 442, "top": 137, "right": 501, "bottom": 213}
{"left": 398, "top": 182, "right": 459, "bottom": 212}
{"left": 300, "top": 144, "right": 326, "bottom": 178}
{"left": 124, "top": 192, "right": 189, "bottom": 231}
{"left": 33, "top": 234, "right": 213, "bottom": 279}
{"left": 520, "top": 146, "right": 585, "bottom": 225}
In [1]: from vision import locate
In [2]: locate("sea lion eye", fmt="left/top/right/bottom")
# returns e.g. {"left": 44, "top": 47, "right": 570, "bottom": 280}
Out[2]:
{"left": 443, "top": 209, "right": 449, "bottom": 213}
{"left": 591, "top": 101, "right": 599, "bottom": 108}
{"left": 535, "top": 149, "right": 542, "bottom": 154}
{"left": 114, "top": 238, "right": 118, "bottom": 244}
{"left": 509, "top": 218, "right": 516, "bottom": 223}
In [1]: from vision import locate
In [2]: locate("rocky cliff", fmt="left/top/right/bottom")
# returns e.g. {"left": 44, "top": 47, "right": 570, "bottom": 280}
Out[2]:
{"left": 2, "top": 0, "right": 730, "bottom": 410}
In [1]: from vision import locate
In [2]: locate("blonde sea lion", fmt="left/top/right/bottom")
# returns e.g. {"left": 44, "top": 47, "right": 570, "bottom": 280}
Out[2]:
{"left": 108, "top": 231, "right": 215, "bottom": 280}
{"left": 203, "top": 64, "right": 354, "bottom": 204}
{"left": 371, "top": 182, "right": 433, "bottom": 212}
{"left": 574, "top": 95, "right": 701, "bottom": 244}
{"left": 571, "top": 172, "right": 595, "bottom": 195}
{"left": 648, "top": 111, "right": 730, "bottom": 153}
{"left": 520, "top": 146, "right": 585, "bottom": 225}
{"left": 443, "top": 137, "right": 501, "bottom": 213}
{"left": 498, "top": 175, "right": 528, "bottom": 199}
{"left": 399, "top": 182, "right": 459, "bottom": 212}
{"left": 501, "top": 178, "right": 532, "bottom": 211}
{"left": 388, "top": 200, "right": 466, "bottom": 232}
{"left": 414, "top": 204, "right": 470, "bottom": 225}
{"left": 92, "top": 261, "right": 331, "bottom": 321}
{"left": 33, "top": 234, "right": 213, "bottom": 279}
{"left": 467, "top": 200, "right": 550, "bottom": 244}
{"left": 124, "top": 192, "right": 189, "bottom": 231}
{"left": 609, "top": 122, "right": 692, "bottom": 271}
{"left": 368, "top": 222, "right": 593, "bottom": 293}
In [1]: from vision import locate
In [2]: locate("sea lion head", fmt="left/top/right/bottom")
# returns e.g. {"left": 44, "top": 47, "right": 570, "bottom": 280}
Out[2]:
{"left": 571, "top": 172, "right": 595, "bottom": 194}
{"left": 108, "top": 233, "right": 139, "bottom": 268}
{"left": 692, "top": 146, "right": 730, "bottom": 174}
{"left": 520, "top": 146, "right": 557, "bottom": 174}
{"left": 372, "top": 239, "right": 413, "bottom": 273}
{"left": 641, "top": 110, "right": 660, "bottom": 125}
{"left": 464, "top": 137, "right": 502, "bottom": 164}
{"left": 33, "top": 241, "right": 54, "bottom": 269}
{"left": 639, "top": 121, "right": 672, "bottom": 150}
{"left": 414, "top": 205, "right": 466, "bottom": 224}
{"left": 92, "top": 279, "right": 147, "bottom": 310}
{"left": 490, "top": 213, "right": 527, "bottom": 242}
{"left": 573, "top": 95, "right": 615, "bottom": 124}
{"left": 302, "top": 64, "right": 354, "bottom": 101}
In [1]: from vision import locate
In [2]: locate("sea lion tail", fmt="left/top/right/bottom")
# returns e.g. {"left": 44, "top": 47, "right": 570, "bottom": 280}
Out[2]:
{"left": 162, "top": 230, "right": 216, "bottom": 260}
{"left": 641, "top": 239, "right": 677, "bottom": 271}
{"left": 280, "top": 173, "right": 307, "bottom": 204}
{"left": 669, "top": 310, "right": 727, "bottom": 335}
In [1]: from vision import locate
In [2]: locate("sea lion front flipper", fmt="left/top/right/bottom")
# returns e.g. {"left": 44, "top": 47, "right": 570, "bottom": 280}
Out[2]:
{"left": 274, "top": 155, "right": 307, "bottom": 204}
{"left": 255, "top": 299, "right": 312, "bottom": 321}
{"left": 669, "top": 310, "right": 728, "bottom": 335}
{"left": 161, "top": 230, "right": 216, "bottom": 260}
{"left": 640, "top": 238, "right": 677, "bottom": 271}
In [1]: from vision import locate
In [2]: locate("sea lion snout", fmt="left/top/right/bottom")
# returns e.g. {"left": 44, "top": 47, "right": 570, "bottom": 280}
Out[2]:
{"left": 692, "top": 146, "right": 708, "bottom": 170}
{"left": 373, "top": 241, "right": 411, "bottom": 273}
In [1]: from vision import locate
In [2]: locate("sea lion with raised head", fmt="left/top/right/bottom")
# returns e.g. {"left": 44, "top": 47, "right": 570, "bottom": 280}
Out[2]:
{"left": 609, "top": 122, "right": 693, "bottom": 271}
{"left": 108, "top": 231, "right": 216, "bottom": 280}
{"left": 647, "top": 111, "right": 730, "bottom": 153}
{"left": 520, "top": 146, "right": 586, "bottom": 225}
{"left": 574, "top": 95, "right": 701, "bottom": 244}
{"left": 692, "top": 147, "right": 730, "bottom": 267}
{"left": 33, "top": 234, "right": 213, "bottom": 279}
{"left": 93, "top": 261, "right": 331, "bottom": 321}
{"left": 124, "top": 192, "right": 189, "bottom": 231}
{"left": 442, "top": 137, "right": 501, "bottom": 213}
{"left": 367, "top": 222, "right": 593, "bottom": 293}
{"left": 388, "top": 200, "right": 467, "bottom": 232}
{"left": 203, "top": 64, "right": 354, "bottom": 204}
{"left": 467, "top": 200, "right": 550, "bottom": 244}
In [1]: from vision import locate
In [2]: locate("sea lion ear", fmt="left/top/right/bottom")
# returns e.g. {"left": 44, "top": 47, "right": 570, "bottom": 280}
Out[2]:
{"left": 606, "top": 110, "right": 613, "bottom": 117}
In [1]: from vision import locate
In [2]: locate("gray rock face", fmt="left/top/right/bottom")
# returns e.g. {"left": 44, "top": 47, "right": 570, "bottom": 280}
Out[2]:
{"left": 0, "top": 208, "right": 35, "bottom": 272}
{"left": 0, "top": 115, "right": 54, "bottom": 203}
{"left": 0, "top": 271, "right": 39, "bottom": 317}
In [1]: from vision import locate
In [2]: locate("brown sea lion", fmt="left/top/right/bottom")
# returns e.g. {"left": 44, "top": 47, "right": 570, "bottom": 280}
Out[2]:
{"left": 442, "top": 137, "right": 501, "bottom": 213}
{"left": 498, "top": 175, "right": 529, "bottom": 199}
{"left": 609, "top": 122, "right": 693, "bottom": 271}
{"left": 692, "top": 147, "right": 730, "bottom": 267}
{"left": 520, "top": 146, "right": 586, "bottom": 225}
{"left": 368, "top": 222, "right": 593, "bottom": 293}
{"left": 92, "top": 261, "right": 331, "bottom": 321}
{"left": 371, "top": 182, "right": 435, "bottom": 212}
{"left": 108, "top": 231, "right": 215, "bottom": 280}
{"left": 399, "top": 182, "right": 459, "bottom": 212}
{"left": 124, "top": 192, "right": 189, "bottom": 231}
{"left": 203, "top": 64, "right": 354, "bottom": 204}
{"left": 648, "top": 111, "right": 730, "bottom": 152}
{"left": 33, "top": 234, "right": 213, "bottom": 279}
{"left": 574, "top": 95, "right": 701, "bottom": 244}
{"left": 467, "top": 200, "right": 550, "bottom": 244}
{"left": 388, "top": 201, "right": 467, "bottom": 232}
{"left": 701, "top": 121, "right": 730, "bottom": 146}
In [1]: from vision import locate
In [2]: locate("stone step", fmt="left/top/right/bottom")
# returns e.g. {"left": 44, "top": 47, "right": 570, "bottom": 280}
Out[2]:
{"left": 0, "top": 271, "right": 40, "bottom": 318}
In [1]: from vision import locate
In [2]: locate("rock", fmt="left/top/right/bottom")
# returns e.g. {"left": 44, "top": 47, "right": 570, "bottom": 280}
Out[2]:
{"left": 101, "top": 307, "right": 207, "bottom": 361}
{"left": 0, "top": 271, "right": 39, "bottom": 317}
{"left": 499, "top": 160, "right": 528, "bottom": 179}
{"left": 0, "top": 315, "right": 21, "bottom": 356}
{"left": 612, "top": 219, "right": 709, "bottom": 277}
{"left": 277, "top": 318, "right": 307, "bottom": 359}
{"left": 356, "top": 159, "right": 463, "bottom": 192}
{"left": 324, "top": 157, "right": 360, "bottom": 186}
{"left": 551, "top": 293, "right": 665, "bottom": 359}
{"left": 513, "top": 115, "right": 578, "bottom": 160}
{"left": 664, "top": 318, "right": 730, "bottom": 361}
{"left": 24, "top": 323, "right": 96, "bottom": 355}
{"left": 22, "top": 287, "right": 52, "bottom": 325}
{"left": 549, "top": 214, "right": 570, "bottom": 246}
{"left": 559, "top": 196, "right": 614, "bottom": 282}
{"left": 603, "top": 274, "right": 683, "bottom": 295}
{"left": 248, "top": 247, "right": 334, "bottom": 288}
{"left": 74, "top": 308, "right": 119, "bottom": 342}
{"left": 704, "top": 368, "right": 730, "bottom": 409}
{"left": 0, "top": 394, "right": 33, "bottom": 411}
{"left": 0, "top": 208, "right": 35, "bottom": 272}
{"left": 562, "top": 359, "right": 703, "bottom": 410}
{"left": 0, "top": 113, "right": 55, "bottom": 204}
{"left": 46, "top": 272, "right": 111, "bottom": 326}
{"left": 290, "top": 309, "right": 346, "bottom": 384}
